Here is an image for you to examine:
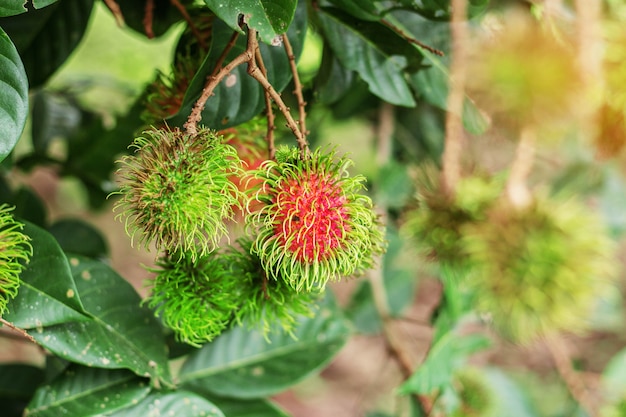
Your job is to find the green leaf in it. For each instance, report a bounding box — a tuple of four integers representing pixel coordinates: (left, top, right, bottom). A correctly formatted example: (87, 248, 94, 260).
(4, 222, 89, 328)
(204, 396, 291, 417)
(29, 255, 171, 383)
(317, 8, 417, 107)
(169, 1, 307, 129)
(24, 366, 150, 417)
(48, 219, 108, 258)
(0, 364, 44, 417)
(179, 295, 351, 398)
(12, 187, 48, 227)
(0, 27, 28, 162)
(0, 0, 59, 16)
(410, 58, 488, 135)
(0, 364, 45, 399)
(315, 42, 356, 105)
(31, 90, 82, 155)
(113, 391, 225, 417)
(1, 0, 94, 88)
(325, 0, 380, 21)
(399, 332, 490, 395)
(204, 0, 298, 45)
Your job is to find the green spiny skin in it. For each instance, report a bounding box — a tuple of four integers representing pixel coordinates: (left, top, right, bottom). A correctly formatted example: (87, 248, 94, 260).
(224, 238, 319, 337)
(146, 251, 242, 346)
(247, 146, 386, 292)
(114, 128, 245, 260)
(0, 205, 32, 317)
(463, 194, 617, 343)
(404, 172, 502, 282)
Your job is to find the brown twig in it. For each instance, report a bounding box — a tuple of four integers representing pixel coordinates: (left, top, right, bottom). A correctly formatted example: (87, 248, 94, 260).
(369, 102, 436, 415)
(505, 125, 535, 209)
(546, 336, 597, 417)
(441, 0, 468, 199)
(143, 0, 155, 39)
(0, 318, 37, 344)
(210, 31, 240, 78)
(184, 52, 251, 135)
(282, 34, 308, 142)
(380, 19, 444, 56)
(255, 47, 276, 159)
(103, 0, 125, 27)
(169, 0, 207, 51)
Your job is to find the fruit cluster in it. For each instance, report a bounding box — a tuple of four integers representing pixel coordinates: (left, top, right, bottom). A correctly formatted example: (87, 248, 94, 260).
(405, 172, 617, 343)
(115, 127, 386, 345)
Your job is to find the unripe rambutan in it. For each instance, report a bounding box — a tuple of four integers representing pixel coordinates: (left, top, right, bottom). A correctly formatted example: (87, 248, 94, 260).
(224, 238, 319, 337)
(0, 205, 32, 317)
(404, 170, 502, 282)
(114, 128, 244, 259)
(247, 146, 386, 292)
(462, 194, 617, 343)
(146, 251, 241, 346)
(467, 12, 581, 130)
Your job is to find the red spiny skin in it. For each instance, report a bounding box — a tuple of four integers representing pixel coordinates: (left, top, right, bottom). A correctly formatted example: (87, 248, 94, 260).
(274, 173, 350, 262)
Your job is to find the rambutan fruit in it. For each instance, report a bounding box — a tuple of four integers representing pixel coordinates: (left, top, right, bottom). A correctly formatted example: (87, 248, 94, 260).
(404, 170, 502, 283)
(462, 194, 617, 342)
(114, 128, 244, 259)
(146, 251, 240, 346)
(225, 237, 319, 337)
(247, 146, 386, 292)
(0, 205, 32, 317)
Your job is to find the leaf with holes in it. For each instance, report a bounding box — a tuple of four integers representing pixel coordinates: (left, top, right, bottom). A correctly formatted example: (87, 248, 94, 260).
(317, 7, 418, 107)
(0, 27, 28, 162)
(4, 222, 89, 328)
(24, 366, 150, 417)
(179, 295, 350, 398)
(204, 0, 297, 45)
(1, 0, 94, 88)
(23, 255, 171, 384)
(169, 0, 307, 129)
(114, 391, 224, 417)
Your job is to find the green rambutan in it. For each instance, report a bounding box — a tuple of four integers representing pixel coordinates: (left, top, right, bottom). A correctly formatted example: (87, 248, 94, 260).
(114, 128, 244, 259)
(451, 368, 494, 417)
(404, 170, 502, 282)
(145, 251, 241, 346)
(0, 205, 32, 317)
(462, 194, 617, 342)
(247, 146, 386, 292)
(225, 237, 319, 337)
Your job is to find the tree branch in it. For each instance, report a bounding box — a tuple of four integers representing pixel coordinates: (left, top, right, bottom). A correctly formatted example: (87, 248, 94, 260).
(282, 34, 308, 144)
(255, 46, 276, 159)
(0, 318, 36, 344)
(441, 0, 468, 199)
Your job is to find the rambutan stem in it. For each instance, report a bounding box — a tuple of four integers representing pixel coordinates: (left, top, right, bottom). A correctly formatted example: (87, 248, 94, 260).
(169, 0, 208, 51)
(441, 0, 468, 199)
(0, 318, 36, 344)
(103, 0, 124, 27)
(255, 47, 276, 159)
(505, 125, 535, 209)
(184, 50, 251, 135)
(283, 34, 309, 151)
(210, 31, 240, 78)
(246, 34, 308, 154)
(143, 0, 155, 38)
(380, 18, 444, 57)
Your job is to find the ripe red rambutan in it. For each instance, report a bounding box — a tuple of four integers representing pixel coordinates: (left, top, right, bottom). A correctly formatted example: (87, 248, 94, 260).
(247, 146, 386, 292)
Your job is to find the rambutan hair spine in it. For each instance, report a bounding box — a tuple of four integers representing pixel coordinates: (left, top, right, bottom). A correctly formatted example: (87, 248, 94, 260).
(113, 127, 246, 260)
(245, 145, 387, 293)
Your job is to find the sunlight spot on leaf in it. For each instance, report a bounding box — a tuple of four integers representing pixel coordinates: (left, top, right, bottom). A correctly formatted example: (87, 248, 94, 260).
(251, 365, 265, 376)
(101, 357, 110, 365)
(70, 257, 79, 266)
(225, 73, 237, 88)
(81, 270, 91, 280)
(66, 289, 75, 298)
